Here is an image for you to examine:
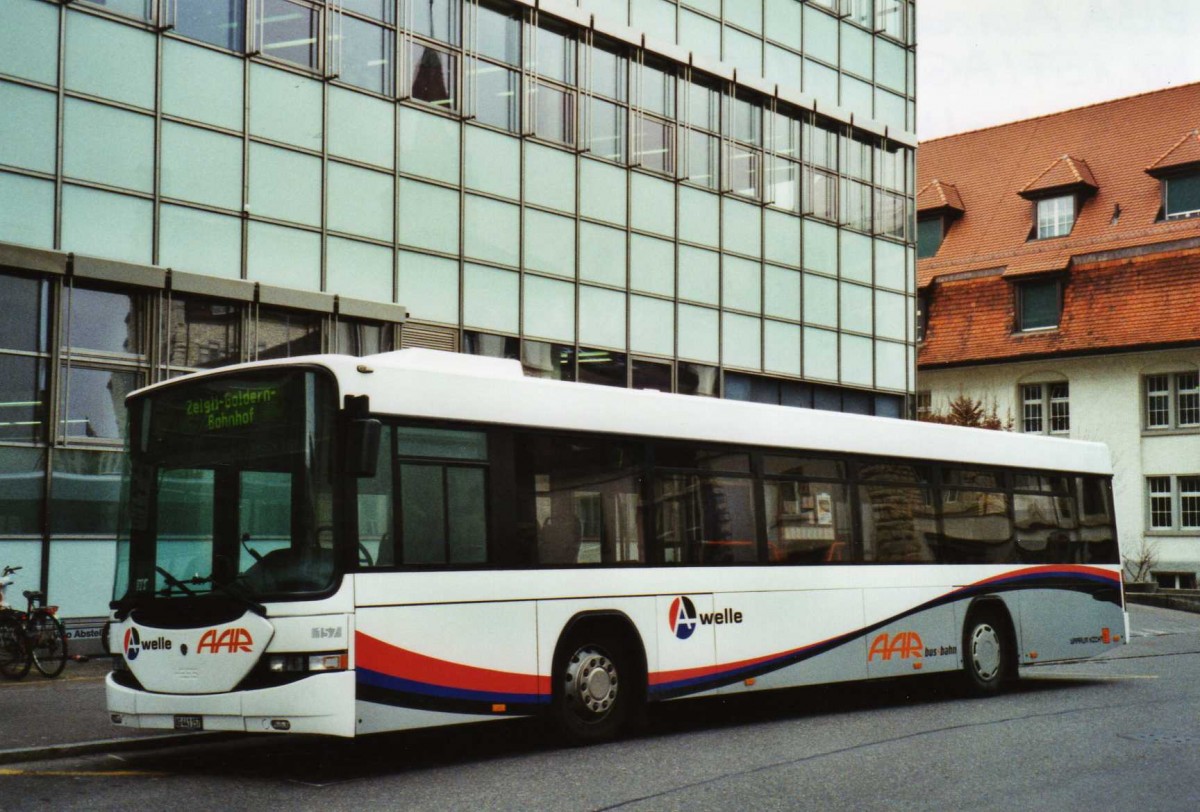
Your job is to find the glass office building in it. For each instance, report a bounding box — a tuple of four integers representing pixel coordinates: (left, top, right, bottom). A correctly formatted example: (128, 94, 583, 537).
(0, 0, 917, 626)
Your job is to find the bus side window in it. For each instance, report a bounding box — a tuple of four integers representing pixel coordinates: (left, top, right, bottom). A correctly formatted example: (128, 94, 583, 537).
(515, 434, 645, 566)
(356, 424, 394, 567)
(856, 462, 936, 564)
(395, 426, 489, 566)
(1076, 476, 1119, 564)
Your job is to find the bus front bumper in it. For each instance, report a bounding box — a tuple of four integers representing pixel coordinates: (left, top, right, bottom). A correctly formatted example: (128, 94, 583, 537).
(106, 670, 357, 737)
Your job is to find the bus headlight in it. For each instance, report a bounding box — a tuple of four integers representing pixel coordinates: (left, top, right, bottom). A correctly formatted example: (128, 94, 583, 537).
(267, 652, 348, 673)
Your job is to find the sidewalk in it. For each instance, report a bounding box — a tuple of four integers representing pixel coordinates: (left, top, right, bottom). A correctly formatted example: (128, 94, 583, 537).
(0, 656, 221, 762)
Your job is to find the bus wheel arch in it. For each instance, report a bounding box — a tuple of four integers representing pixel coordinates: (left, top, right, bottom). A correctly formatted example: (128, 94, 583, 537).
(961, 598, 1018, 696)
(549, 611, 646, 745)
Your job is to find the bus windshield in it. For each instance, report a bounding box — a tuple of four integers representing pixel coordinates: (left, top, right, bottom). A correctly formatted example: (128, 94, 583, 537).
(115, 369, 339, 604)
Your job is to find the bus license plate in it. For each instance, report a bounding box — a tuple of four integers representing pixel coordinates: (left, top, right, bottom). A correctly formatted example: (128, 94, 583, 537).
(174, 715, 203, 731)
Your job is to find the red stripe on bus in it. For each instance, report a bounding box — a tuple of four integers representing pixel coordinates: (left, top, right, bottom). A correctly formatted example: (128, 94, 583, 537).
(356, 632, 551, 696)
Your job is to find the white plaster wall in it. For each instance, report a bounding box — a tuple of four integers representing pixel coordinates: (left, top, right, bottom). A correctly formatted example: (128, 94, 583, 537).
(920, 348, 1200, 580)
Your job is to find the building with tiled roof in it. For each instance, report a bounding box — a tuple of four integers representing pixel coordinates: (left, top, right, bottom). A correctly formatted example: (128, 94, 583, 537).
(916, 83, 1200, 589)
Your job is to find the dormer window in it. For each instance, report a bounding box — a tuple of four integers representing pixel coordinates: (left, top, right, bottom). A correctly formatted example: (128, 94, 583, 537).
(1019, 154, 1097, 240)
(1036, 195, 1075, 239)
(1165, 173, 1200, 220)
(1146, 129, 1200, 220)
(915, 179, 964, 259)
(917, 217, 944, 258)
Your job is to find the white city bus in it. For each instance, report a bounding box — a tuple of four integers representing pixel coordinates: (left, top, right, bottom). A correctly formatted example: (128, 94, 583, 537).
(105, 349, 1126, 742)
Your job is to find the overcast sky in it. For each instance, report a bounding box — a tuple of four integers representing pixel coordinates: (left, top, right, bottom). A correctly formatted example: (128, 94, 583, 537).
(917, 0, 1200, 140)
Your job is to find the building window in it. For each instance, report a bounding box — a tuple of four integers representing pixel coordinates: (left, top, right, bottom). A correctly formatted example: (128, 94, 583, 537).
(915, 390, 932, 420)
(681, 77, 720, 189)
(1016, 278, 1061, 331)
(917, 217, 944, 258)
(408, 42, 458, 109)
(1154, 572, 1198, 590)
(1164, 173, 1200, 220)
(1021, 382, 1069, 435)
(1147, 475, 1200, 531)
(803, 116, 839, 221)
(257, 0, 321, 69)
(175, 0, 247, 51)
(588, 40, 628, 162)
(635, 60, 676, 175)
(1035, 194, 1075, 239)
(59, 284, 148, 444)
(1145, 371, 1200, 430)
(725, 91, 762, 199)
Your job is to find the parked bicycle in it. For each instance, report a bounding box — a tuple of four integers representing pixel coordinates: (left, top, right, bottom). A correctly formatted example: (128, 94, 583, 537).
(0, 565, 68, 680)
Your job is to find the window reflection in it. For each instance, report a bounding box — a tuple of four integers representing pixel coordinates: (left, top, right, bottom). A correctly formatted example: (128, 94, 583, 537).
(168, 297, 242, 369)
(60, 366, 140, 441)
(408, 43, 457, 109)
(473, 61, 519, 130)
(516, 435, 644, 565)
(637, 115, 673, 175)
(522, 340, 574, 381)
(49, 449, 128, 535)
(0, 355, 47, 442)
(0, 273, 50, 353)
(533, 24, 575, 84)
(472, 0, 519, 65)
(258, 0, 319, 69)
(338, 15, 395, 95)
(175, 0, 246, 51)
(256, 308, 322, 360)
(463, 331, 519, 359)
(678, 362, 718, 397)
(410, 0, 461, 46)
(335, 319, 396, 356)
(343, 0, 395, 23)
(577, 349, 626, 388)
(532, 82, 575, 145)
(765, 480, 852, 563)
(656, 474, 757, 564)
(591, 98, 627, 162)
(632, 359, 671, 392)
(0, 447, 44, 534)
(63, 287, 141, 356)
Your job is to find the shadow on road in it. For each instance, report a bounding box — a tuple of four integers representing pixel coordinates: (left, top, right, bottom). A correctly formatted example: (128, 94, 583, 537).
(111, 670, 1103, 786)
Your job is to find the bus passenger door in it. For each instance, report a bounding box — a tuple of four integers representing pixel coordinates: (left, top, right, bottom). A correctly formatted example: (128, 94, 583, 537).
(653, 594, 718, 700)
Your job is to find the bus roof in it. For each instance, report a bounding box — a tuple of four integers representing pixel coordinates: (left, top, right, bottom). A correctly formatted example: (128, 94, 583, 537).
(130, 349, 1112, 476)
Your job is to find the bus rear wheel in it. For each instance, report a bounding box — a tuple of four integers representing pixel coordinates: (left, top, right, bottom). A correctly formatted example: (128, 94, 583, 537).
(552, 630, 635, 744)
(962, 608, 1013, 696)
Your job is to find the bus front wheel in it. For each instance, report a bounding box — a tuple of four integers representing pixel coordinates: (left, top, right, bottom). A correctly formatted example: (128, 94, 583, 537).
(961, 608, 1014, 696)
(552, 629, 635, 744)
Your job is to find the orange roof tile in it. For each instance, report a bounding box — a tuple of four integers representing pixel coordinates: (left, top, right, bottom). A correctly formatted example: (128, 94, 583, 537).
(1018, 154, 1098, 198)
(917, 82, 1200, 290)
(916, 179, 965, 214)
(1146, 128, 1200, 175)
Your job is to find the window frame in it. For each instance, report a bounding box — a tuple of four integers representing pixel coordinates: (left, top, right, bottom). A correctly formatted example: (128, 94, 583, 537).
(1015, 278, 1062, 332)
(1020, 381, 1069, 436)
(1143, 370, 1200, 431)
(1163, 172, 1200, 221)
(1033, 193, 1076, 240)
(1146, 474, 1200, 533)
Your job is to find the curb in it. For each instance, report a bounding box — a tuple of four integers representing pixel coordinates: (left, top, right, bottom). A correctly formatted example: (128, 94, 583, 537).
(0, 731, 243, 766)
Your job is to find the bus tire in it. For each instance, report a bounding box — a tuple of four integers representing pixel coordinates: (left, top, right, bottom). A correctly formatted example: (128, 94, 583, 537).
(552, 627, 637, 745)
(961, 606, 1014, 696)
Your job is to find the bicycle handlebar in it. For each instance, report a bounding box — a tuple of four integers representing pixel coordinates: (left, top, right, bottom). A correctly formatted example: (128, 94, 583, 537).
(2, 565, 22, 576)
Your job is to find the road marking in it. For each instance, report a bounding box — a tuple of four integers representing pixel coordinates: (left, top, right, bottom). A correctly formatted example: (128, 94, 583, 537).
(0, 768, 165, 777)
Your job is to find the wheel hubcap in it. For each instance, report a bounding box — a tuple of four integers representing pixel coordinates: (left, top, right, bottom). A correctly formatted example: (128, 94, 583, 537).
(971, 623, 1001, 681)
(564, 647, 619, 719)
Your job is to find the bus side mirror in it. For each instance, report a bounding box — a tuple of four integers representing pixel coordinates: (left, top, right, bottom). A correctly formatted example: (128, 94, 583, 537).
(345, 419, 382, 477)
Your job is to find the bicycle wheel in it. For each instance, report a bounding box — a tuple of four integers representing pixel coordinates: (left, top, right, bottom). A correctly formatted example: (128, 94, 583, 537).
(0, 614, 31, 680)
(29, 612, 68, 678)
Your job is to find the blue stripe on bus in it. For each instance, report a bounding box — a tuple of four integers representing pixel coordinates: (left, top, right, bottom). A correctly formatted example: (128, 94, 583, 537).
(357, 667, 551, 706)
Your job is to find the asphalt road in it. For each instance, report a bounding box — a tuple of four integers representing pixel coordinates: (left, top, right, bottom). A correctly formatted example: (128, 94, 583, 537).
(2, 605, 1199, 811)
